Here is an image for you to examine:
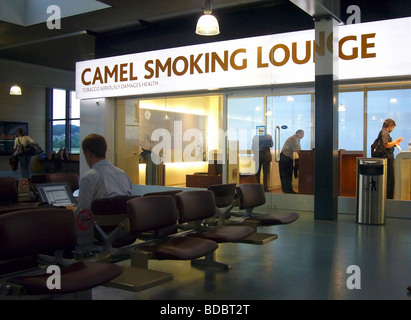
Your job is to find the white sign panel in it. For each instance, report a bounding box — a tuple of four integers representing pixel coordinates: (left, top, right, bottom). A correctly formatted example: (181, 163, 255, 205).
(76, 17, 411, 99)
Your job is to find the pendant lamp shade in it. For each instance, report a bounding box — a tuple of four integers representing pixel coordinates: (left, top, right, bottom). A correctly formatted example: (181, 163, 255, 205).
(196, 14, 220, 36)
(196, 0, 219, 36)
(10, 85, 22, 95)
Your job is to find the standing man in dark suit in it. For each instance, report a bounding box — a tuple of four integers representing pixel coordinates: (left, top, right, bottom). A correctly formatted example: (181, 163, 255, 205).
(252, 129, 273, 192)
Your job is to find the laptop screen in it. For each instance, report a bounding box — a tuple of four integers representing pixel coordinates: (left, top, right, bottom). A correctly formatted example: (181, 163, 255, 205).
(35, 183, 76, 206)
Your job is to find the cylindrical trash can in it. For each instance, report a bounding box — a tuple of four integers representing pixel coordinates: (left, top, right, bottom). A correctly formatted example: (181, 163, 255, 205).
(356, 158, 386, 225)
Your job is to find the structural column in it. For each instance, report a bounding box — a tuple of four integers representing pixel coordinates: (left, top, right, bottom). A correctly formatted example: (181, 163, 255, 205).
(314, 16, 339, 221)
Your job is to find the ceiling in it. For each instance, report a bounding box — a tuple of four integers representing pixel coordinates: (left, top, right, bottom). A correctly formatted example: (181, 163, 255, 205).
(1, 0, 411, 72)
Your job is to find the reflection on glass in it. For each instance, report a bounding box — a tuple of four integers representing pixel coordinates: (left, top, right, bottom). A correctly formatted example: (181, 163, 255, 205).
(227, 97, 264, 151)
(338, 91, 363, 151)
(267, 94, 312, 151)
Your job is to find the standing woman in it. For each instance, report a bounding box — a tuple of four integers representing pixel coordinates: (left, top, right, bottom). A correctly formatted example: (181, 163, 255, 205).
(380, 118, 403, 199)
(14, 128, 35, 180)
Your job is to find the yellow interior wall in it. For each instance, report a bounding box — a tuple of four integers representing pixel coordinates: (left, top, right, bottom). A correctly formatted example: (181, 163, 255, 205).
(119, 94, 222, 187)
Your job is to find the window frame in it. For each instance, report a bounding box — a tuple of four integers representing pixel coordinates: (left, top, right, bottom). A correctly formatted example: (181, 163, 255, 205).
(46, 88, 80, 154)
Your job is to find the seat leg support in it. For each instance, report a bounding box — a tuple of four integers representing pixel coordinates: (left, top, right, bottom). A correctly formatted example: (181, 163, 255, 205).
(241, 231, 278, 245)
(191, 252, 231, 270)
(105, 250, 173, 292)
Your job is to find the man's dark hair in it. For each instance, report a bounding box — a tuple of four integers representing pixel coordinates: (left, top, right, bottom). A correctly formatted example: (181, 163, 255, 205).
(383, 118, 396, 128)
(81, 133, 107, 158)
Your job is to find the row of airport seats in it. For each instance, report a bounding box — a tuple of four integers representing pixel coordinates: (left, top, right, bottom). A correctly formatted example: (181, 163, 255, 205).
(209, 183, 300, 229)
(90, 189, 254, 268)
(82, 188, 256, 291)
(0, 173, 119, 299)
(0, 208, 123, 298)
(0, 189, 214, 297)
(0, 182, 299, 298)
(86, 183, 299, 291)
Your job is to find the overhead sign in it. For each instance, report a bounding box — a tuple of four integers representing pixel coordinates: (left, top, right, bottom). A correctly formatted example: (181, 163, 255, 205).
(75, 17, 411, 99)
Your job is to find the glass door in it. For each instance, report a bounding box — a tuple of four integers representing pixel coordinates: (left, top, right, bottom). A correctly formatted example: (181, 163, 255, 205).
(226, 96, 265, 187)
(227, 92, 313, 194)
(267, 94, 312, 194)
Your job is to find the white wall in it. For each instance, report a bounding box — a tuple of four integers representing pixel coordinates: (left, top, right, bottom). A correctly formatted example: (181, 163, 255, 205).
(79, 98, 115, 178)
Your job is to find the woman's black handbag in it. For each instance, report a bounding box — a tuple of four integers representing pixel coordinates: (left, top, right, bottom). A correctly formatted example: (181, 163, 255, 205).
(24, 144, 37, 156)
(371, 134, 386, 158)
(24, 143, 43, 156)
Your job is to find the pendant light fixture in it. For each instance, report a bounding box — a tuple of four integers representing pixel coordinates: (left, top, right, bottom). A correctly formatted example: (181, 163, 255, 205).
(196, 0, 220, 36)
(10, 85, 22, 95)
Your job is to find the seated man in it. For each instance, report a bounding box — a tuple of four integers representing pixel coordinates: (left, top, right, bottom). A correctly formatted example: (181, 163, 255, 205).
(68, 133, 132, 212)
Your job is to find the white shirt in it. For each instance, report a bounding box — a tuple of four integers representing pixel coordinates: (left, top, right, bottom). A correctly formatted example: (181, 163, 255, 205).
(281, 134, 301, 158)
(76, 159, 132, 212)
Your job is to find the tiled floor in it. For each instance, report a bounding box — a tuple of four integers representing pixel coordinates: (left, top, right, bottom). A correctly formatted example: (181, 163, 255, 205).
(92, 209, 411, 301)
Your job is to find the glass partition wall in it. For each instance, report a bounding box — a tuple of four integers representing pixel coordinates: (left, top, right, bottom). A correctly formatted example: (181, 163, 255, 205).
(115, 83, 411, 201)
(227, 84, 411, 197)
(227, 92, 314, 193)
(116, 94, 223, 186)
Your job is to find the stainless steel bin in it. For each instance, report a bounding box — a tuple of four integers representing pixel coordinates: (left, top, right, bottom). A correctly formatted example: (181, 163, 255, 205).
(356, 158, 386, 225)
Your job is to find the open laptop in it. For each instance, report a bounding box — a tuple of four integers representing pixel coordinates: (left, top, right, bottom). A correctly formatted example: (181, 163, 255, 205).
(35, 182, 77, 207)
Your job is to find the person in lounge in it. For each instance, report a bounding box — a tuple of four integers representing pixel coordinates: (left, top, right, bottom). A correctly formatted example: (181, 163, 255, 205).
(67, 133, 132, 212)
(13, 128, 36, 180)
(251, 129, 273, 192)
(378, 118, 403, 199)
(279, 129, 304, 194)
